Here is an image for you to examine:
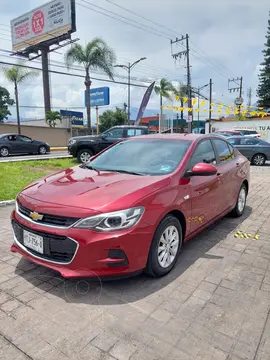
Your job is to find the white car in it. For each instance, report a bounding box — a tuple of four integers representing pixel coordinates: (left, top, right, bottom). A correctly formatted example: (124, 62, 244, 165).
(234, 129, 260, 138)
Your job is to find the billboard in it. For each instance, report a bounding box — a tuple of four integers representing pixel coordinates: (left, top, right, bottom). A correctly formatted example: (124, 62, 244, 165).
(11, 0, 76, 52)
(60, 110, 84, 127)
(84, 87, 110, 107)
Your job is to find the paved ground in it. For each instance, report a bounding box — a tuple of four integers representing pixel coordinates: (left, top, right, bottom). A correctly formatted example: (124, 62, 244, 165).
(0, 166, 270, 360)
(0, 151, 71, 163)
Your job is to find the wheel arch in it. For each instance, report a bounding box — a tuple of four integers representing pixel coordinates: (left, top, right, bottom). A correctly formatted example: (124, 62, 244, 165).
(165, 209, 187, 239)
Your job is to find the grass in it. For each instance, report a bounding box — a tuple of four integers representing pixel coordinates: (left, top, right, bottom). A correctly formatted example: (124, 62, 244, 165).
(0, 158, 78, 201)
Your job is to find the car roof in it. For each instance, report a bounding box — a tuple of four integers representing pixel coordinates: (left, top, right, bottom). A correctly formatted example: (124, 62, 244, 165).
(110, 125, 148, 129)
(0, 133, 18, 137)
(125, 133, 221, 141)
(227, 135, 259, 139)
(215, 130, 240, 133)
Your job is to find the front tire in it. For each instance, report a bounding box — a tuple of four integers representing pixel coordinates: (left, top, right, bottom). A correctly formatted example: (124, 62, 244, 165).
(145, 215, 183, 277)
(251, 153, 266, 166)
(229, 184, 247, 217)
(0, 147, 9, 157)
(77, 149, 93, 163)
(38, 146, 47, 155)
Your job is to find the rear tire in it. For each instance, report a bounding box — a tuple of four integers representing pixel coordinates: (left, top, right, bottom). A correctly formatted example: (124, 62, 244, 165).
(229, 184, 247, 218)
(77, 149, 93, 163)
(145, 215, 183, 277)
(251, 153, 266, 166)
(0, 147, 9, 157)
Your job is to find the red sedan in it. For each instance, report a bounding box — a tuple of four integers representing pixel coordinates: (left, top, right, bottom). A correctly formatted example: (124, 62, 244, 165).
(11, 134, 250, 279)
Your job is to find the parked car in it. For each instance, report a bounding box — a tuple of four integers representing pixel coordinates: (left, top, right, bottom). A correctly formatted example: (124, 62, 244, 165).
(234, 129, 260, 138)
(68, 125, 149, 163)
(227, 136, 270, 166)
(0, 134, 50, 157)
(11, 134, 250, 279)
(214, 130, 242, 137)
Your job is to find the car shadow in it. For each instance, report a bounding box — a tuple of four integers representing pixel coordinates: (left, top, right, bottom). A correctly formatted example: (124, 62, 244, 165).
(15, 206, 252, 306)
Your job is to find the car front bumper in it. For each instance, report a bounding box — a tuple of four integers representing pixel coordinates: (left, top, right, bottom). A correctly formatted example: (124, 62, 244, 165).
(10, 209, 153, 279)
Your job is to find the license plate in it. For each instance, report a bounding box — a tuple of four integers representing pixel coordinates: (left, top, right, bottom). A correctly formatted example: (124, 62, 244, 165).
(23, 230, 43, 254)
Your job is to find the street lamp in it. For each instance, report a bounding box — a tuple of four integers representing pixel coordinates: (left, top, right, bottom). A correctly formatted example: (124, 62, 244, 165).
(114, 57, 147, 122)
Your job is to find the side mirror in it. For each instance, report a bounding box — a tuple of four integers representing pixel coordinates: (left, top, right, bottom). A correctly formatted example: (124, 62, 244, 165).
(186, 162, 217, 177)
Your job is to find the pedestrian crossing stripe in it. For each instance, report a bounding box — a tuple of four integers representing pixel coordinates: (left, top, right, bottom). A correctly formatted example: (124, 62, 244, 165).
(234, 230, 260, 240)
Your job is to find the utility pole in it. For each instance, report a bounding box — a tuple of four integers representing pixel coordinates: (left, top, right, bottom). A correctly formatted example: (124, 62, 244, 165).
(247, 87, 252, 108)
(228, 76, 243, 113)
(209, 79, 213, 133)
(171, 34, 192, 133)
(114, 57, 147, 123)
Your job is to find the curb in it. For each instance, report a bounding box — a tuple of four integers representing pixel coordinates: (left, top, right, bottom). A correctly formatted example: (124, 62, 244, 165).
(0, 200, 15, 207)
(50, 147, 68, 151)
(0, 154, 72, 163)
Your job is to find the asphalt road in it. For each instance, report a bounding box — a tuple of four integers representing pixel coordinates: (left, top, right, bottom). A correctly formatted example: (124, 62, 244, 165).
(0, 151, 71, 163)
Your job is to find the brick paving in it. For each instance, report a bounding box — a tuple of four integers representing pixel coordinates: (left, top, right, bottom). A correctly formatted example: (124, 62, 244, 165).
(0, 166, 270, 360)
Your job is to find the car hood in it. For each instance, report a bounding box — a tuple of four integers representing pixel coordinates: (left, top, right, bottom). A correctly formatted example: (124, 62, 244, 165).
(19, 166, 170, 213)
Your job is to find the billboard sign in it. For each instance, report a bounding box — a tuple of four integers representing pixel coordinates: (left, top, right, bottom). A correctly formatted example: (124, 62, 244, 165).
(84, 87, 110, 107)
(11, 0, 76, 52)
(60, 109, 84, 127)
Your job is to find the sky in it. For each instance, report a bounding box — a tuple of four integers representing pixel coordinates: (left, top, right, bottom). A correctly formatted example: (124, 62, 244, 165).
(0, 0, 269, 124)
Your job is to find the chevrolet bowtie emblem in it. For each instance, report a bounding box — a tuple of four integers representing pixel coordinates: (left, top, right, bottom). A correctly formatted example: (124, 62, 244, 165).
(29, 211, 43, 221)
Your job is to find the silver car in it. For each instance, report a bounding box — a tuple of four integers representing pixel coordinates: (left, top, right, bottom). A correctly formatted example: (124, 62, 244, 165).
(227, 136, 270, 166)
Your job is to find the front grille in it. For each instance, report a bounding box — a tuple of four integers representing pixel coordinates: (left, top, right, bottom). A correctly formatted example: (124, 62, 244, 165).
(18, 202, 80, 227)
(12, 220, 77, 263)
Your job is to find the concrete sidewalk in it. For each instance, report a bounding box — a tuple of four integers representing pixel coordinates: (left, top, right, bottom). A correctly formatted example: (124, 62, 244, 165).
(0, 166, 269, 360)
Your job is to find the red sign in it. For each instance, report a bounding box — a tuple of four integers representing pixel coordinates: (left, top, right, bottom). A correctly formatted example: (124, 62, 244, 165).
(32, 10, 45, 35)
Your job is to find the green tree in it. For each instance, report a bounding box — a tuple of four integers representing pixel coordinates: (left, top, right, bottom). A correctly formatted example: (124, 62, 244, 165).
(1, 62, 39, 134)
(46, 110, 62, 128)
(0, 86, 14, 122)
(99, 107, 127, 133)
(154, 78, 174, 131)
(173, 82, 189, 121)
(257, 11, 270, 109)
(65, 39, 116, 134)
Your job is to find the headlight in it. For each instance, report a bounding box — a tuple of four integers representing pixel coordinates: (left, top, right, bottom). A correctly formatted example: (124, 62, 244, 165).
(69, 139, 76, 145)
(74, 207, 144, 231)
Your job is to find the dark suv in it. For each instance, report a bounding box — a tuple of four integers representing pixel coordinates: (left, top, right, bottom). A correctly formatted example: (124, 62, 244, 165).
(68, 125, 149, 163)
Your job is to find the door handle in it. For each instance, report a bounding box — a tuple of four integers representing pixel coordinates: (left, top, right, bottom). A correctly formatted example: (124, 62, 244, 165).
(217, 172, 222, 176)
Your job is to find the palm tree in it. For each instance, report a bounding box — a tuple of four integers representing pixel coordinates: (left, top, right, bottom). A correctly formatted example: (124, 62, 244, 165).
(173, 82, 189, 122)
(46, 110, 62, 128)
(65, 39, 116, 134)
(154, 78, 174, 133)
(2, 63, 39, 134)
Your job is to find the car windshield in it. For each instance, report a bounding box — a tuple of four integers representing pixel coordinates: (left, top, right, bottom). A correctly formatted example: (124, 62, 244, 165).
(89, 138, 192, 175)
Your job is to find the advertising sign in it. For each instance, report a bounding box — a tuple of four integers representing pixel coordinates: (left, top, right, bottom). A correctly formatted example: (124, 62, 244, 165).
(11, 0, 76, 52)
(60, 109, 84, 127)
(134, 81, 155, 125)
(84, 87, 110, 107)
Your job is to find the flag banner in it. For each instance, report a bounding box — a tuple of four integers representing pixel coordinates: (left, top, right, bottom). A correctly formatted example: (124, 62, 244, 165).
(135, 81, 155, 125)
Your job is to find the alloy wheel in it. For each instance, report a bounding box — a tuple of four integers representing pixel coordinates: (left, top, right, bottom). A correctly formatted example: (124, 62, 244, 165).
(237, 187, 246, 213)
(157, 225, 180, 268)
(0, 148, 9, 157)
(39, 146, 47, 155)
(253, 154, 265, 166)
(80, 152, 91, 163)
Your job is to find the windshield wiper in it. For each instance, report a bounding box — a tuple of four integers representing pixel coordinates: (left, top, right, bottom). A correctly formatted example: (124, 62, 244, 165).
(80, 164, 100, 173)
(100, 169, 145, 176)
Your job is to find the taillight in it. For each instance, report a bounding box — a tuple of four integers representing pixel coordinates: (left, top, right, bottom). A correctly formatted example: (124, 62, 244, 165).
(257, 135, 261, 138)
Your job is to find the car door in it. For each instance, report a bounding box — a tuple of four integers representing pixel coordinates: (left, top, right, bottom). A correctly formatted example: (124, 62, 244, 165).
(235, 137, 259, 160)
(16, 135, 35, 153)
(186, 139, 221, 234)
(212, 138, 240, 213)
(100, 128, 124, 150)
(6, 135, 21, 153)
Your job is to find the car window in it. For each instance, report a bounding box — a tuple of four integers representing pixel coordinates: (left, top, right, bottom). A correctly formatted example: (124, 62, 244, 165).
(227, 143, 235, 159)
(126, 128, 144, 137)
(228, 137, 241, 145)
(90, 139, 192, 175)
(7, 135, 17, 141)
(188, 139, 217, 169)
(17, 135, 32, 142)
(213, 138, 234, 163)
(240, 138, 259, 145)
(104, 128, 123, 138)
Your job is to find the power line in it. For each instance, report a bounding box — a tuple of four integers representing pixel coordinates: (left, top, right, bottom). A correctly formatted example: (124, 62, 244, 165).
(101, 0, 237, 79)
(0, 60, 149, 88)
